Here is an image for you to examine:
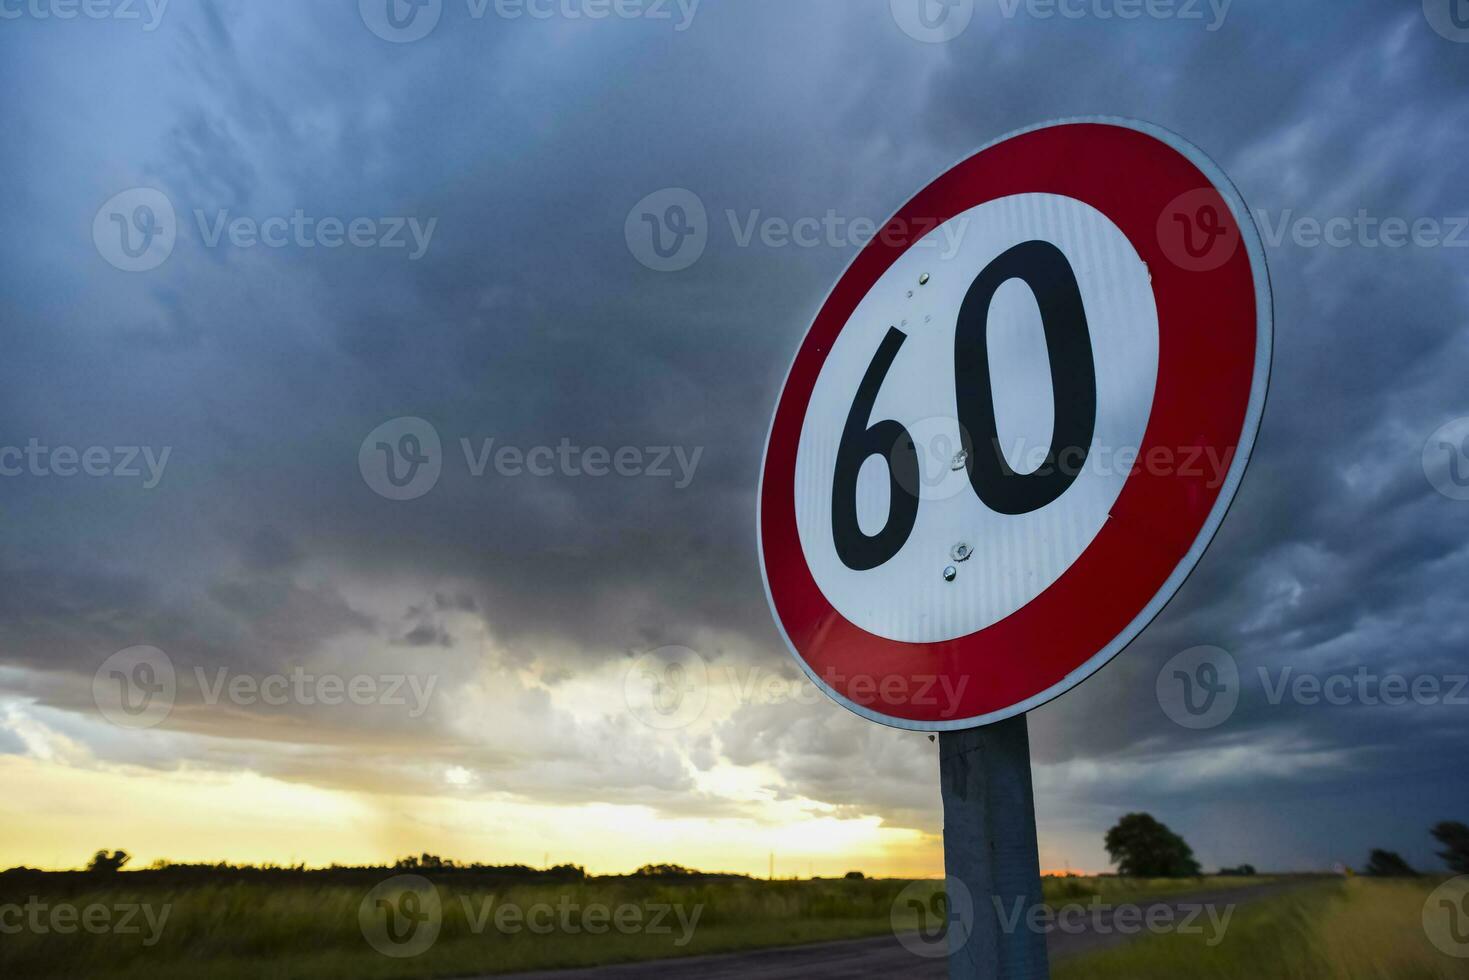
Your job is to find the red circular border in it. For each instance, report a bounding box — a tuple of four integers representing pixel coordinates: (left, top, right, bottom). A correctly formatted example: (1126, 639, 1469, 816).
(759, 122, 1260, 725)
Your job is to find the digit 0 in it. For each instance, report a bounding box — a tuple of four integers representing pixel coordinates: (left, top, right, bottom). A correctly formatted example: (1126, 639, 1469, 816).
(956, 240, 1097, 516)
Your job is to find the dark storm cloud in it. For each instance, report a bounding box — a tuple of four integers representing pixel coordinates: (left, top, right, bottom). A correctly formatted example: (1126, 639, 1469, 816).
(2, 0, 1468, 870)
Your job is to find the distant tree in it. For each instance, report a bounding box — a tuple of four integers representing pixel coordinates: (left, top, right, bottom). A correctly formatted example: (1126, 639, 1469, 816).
(1431, 822, 1469, 874)
(634, 864, 694, 878)
(394, 853, 456, 870)
(86, 850, 131, 873)
(843, 870, 865, 880)
(1219, 864, 1257, 877)
(1364, 850, 1416, 877)
(1104, 814, 1201, 878)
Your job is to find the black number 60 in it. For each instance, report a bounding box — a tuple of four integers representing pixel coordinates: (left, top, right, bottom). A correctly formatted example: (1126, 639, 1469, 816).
(832, 240, 1097, 571)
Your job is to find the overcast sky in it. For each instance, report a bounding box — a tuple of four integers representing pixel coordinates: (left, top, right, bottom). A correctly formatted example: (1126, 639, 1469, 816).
(1, 0, 1468, 876)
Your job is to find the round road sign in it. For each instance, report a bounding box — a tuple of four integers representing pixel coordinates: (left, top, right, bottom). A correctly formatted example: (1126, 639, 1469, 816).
(758, 117, 1271, 731)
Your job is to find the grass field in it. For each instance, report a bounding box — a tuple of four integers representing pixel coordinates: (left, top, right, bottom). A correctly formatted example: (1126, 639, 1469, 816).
(12, 874, 905, 979)
(1056, 877, 1469, 980)
(1, 872, 1455, 979)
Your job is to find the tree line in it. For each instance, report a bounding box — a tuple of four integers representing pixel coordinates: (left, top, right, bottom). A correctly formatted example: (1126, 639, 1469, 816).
(1104, 814, 1469, 877)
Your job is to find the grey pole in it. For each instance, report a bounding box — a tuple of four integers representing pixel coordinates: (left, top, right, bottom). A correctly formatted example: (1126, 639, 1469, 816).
(939, 714, 1050, 979)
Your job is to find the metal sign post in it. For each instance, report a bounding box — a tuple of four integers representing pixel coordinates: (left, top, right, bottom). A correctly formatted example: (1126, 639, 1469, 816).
(940, 716, 1049, 979)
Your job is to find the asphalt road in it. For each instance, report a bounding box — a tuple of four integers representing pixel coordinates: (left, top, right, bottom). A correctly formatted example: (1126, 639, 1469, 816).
(486, 880, 1307, 980)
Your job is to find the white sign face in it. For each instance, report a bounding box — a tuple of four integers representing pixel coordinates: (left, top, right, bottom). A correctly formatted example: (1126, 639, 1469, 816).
(759, 117, 1271, 731)
(793, 194, 1159, 643)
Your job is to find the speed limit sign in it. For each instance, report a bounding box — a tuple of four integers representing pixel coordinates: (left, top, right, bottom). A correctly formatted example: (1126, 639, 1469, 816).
(758, 117, 1271, 731)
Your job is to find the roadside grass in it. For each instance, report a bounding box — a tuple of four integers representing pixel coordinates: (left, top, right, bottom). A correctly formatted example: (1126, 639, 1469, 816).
(0, 873, 1287, 979)
(1042, 872, 1276, 907)
(1054, 877, 1469, 980)
(2, 877, 903, 980)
